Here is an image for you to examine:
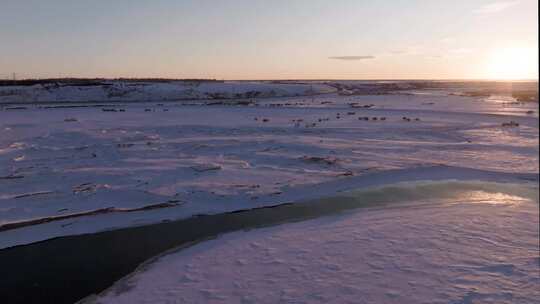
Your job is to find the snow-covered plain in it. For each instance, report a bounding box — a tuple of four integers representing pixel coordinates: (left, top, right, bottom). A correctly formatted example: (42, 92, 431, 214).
(1, 80, 539, 303)
(0, 81, 538, 249)
(89, 182, 539, 304)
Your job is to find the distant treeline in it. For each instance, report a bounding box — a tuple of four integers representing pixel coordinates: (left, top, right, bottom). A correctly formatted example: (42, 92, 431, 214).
(511, 90, 539, 102)
(0, 78, 223, 87)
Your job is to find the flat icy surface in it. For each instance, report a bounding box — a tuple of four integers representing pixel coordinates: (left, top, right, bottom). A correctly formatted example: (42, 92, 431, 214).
(1, 81, 539, 302)
(1, 85, 538, 248)
(91, 184, 539, 304)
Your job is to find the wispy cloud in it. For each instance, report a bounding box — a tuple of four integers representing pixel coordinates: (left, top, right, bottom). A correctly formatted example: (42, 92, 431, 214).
(440, 37, 456, 44)
(449, 47, 473, 54)
(474, 1, 519, 14)
(388, 45, 427, 56)
(328, 56, 375, 61)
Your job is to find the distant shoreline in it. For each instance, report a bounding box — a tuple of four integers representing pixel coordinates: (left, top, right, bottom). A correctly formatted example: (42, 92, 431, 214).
(0, 79, 537, 104)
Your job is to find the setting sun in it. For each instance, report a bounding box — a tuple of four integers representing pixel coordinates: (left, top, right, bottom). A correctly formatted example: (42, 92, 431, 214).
(486, 47, 538, 80)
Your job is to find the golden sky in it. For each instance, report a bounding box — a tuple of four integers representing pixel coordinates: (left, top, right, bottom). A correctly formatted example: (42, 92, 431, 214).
(1, 0, 538, 80)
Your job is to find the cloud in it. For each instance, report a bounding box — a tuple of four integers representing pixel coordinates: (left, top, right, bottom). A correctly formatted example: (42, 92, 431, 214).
(449, 48, 473, 55)
(328, 56, 375, 60)
(388, 45, 427, 56)
(440, 37, 456, 44)
(474, 1, 519, 14)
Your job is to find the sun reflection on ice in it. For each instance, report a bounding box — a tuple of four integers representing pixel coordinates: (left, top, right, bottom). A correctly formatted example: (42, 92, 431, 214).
(456, 190, 533, 206)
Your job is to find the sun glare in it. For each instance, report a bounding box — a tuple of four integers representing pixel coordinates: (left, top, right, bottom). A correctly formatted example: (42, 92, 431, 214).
(486, 47, 538, 80)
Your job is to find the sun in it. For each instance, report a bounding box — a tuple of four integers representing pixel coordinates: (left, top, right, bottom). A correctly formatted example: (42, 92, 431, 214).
(486, 47, 538, 80)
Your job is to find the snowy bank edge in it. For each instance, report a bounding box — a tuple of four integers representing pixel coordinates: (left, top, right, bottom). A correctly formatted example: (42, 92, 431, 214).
(0, 165, 537, 250)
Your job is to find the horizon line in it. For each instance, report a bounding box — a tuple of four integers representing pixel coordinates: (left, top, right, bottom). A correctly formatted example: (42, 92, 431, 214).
(2, 77, 538, 82)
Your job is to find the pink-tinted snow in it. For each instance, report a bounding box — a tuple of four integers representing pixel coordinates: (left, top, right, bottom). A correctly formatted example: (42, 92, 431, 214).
(90, 186, 539, 304)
